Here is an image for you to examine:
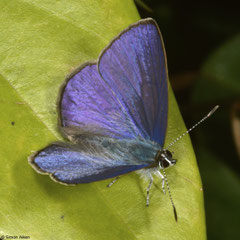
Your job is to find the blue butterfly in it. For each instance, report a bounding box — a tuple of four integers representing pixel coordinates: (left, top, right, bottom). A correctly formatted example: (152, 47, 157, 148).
(30, 18, 218, 222)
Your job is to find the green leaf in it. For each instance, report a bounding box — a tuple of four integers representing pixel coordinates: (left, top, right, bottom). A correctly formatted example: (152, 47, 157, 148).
(197, 147, 240, 240)
(0, 1, 206, 239)
(192, 34, 240, 103)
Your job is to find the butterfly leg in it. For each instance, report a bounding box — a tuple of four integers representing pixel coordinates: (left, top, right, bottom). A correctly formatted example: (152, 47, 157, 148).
(107, 176, 120, 188)
(146, 175, 153, 206)
(156, 170, 166, 194)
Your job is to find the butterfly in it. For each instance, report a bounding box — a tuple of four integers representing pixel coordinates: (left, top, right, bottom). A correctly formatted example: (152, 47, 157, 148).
(28, 18, 218, 222)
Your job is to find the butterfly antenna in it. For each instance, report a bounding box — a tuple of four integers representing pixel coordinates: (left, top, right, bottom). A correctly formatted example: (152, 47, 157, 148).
(166, 105, 219, 150)
(162, 168, 178, 222)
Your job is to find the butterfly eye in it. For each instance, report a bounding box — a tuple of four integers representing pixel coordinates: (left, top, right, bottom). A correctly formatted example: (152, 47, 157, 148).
(162, 159, 170, 168)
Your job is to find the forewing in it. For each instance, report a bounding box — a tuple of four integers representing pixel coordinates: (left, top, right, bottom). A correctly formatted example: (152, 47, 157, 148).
(29, 138, 157, 184)
(60, 63, 142, 139)
(98, 18, 168, 146)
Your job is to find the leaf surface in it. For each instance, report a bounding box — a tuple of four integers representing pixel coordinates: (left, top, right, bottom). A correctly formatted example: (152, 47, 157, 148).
(0, 1, 206, 239)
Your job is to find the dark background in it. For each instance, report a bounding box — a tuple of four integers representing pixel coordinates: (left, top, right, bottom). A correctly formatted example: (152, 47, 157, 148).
(137, 0, 240, 239)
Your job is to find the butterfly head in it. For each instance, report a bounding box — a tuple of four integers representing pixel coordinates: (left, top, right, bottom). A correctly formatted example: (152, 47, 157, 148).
(155, 149, 177, 169)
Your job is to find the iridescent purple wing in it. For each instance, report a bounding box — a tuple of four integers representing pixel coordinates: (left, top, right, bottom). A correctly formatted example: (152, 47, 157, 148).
(98, 18, 168, 146)
(29, 18, 169, 185)
(60, 18, 168, 146)
(60, 63, 141, 139)
(29, 138, 158, 184)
